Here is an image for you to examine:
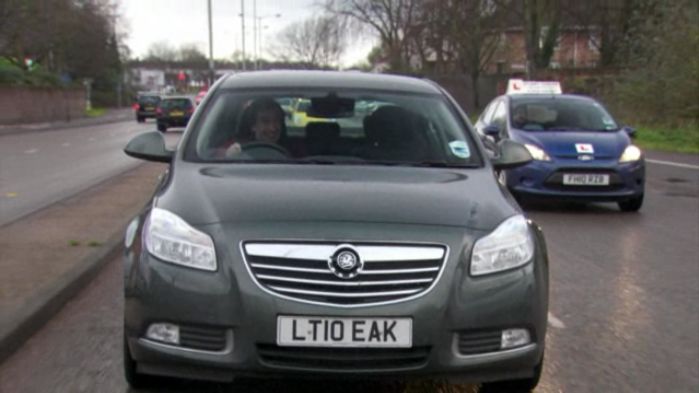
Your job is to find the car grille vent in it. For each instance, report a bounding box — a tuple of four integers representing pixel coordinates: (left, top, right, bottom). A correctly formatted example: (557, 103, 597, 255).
(179, 325, 227, 352)
(456, 330, 502, 355)
(242, 242, 447, 307)
(257, 344, 430, 370)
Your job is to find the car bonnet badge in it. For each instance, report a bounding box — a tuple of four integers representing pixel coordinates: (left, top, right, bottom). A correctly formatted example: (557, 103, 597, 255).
(328, 245, 363, 279)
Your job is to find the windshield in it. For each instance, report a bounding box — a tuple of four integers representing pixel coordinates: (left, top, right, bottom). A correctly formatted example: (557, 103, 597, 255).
(510, 97, 618, 132)
(185, 90, 480, 167)
(138, 95, 160, 105)
(160, 98, 192, 109)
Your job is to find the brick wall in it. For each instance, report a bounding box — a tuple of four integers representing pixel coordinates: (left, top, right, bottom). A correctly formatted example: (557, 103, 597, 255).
(0, 87, 85, 125)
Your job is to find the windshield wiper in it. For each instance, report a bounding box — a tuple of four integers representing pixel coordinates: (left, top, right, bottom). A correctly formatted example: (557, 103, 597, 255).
(412, 161, 479, 168)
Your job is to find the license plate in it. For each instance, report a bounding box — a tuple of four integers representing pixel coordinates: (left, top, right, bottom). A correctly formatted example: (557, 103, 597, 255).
(562, 173, 610, 186)
(170, 111, 184, 117)
(277, 316, 412, 348)
(145, 106, 154, 111)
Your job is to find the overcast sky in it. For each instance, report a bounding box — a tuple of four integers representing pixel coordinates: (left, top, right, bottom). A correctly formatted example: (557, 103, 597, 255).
(118, 0, 375, 67)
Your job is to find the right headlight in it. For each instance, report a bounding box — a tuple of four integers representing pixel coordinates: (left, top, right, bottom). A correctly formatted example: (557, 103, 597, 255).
(524, 144, 551, 161)
(470, 215, 534, 276)
(619, 145, 642, 163)
(145, 208, 217, 271)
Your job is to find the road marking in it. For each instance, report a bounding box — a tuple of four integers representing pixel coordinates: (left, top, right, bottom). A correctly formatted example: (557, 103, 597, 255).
(647, 159, 699, 170)
(548, 312, 566, 329)
(62, 142, 71, 147)
(5, 192, 18, 198)
(88, 137, 96, 142)
(24, 148, 38, 154)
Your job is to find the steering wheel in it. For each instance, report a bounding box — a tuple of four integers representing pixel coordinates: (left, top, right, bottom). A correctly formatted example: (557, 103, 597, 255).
(241, 141, 289, 157)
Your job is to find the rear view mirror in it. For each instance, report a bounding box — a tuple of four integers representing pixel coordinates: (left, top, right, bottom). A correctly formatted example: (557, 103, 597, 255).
(622, 125, 636, 139)
(307, 94, 355, 118)
(491, 140, 532, 170)
(124, 131, 173, 163)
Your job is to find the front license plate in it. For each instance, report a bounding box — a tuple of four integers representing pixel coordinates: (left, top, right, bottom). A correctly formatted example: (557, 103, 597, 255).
(277, 316, 412, 348)
(563, 173, 610, 186)
(170, 111, 184, 117)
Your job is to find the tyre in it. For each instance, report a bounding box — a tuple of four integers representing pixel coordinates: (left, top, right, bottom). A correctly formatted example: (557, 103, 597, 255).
(480, 356, 543, 393)
(157, 123, 167, 132)
(137, 116, 145, 123)
(618, 194, 643, 212)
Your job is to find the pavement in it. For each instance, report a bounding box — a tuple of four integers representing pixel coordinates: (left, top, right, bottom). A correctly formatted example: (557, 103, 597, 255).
(0, 162, 166, 363)
(0, 108, 134, 136)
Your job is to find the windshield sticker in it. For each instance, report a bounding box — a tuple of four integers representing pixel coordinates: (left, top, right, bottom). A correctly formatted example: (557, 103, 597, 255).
(449, 141, 471, 158)
(575, 143, 594, 154)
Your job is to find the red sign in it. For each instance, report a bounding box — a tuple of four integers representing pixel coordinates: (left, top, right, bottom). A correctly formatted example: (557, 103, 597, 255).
(177, 71, 186, 81)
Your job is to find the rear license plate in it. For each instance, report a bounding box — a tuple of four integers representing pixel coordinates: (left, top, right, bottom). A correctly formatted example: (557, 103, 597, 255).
(145, 106, 154, 111)
(277, 316, 412, 348)
(170, 111, 184, 117)
(563, 173, 610, 186)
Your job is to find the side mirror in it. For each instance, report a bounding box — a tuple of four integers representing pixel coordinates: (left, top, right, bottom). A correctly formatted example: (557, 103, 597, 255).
(622, 125, 636, 139)
(491, 140, 532, 170)
(124, 131, 173, 163)
(483, 124, 501, 140)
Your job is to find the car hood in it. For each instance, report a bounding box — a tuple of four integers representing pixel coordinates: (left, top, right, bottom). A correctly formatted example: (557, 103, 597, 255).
(512, 129, 629, 159)
(156, 164, 515, 231)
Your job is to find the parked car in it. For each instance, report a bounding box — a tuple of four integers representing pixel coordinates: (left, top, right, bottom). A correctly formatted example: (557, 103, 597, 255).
(155, 96, 195, 132)
(475, 81, 645, 211)
(123, 71, 548, 391)
(135, 94, 161, 123)
(195, 89, 208, 106)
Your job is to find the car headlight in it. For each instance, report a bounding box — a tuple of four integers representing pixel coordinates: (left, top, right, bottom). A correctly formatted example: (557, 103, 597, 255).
(524, 144, 551, 161)
(470, 215, 534, 276)
(145, 208, 217, 271)
(619, 145, 642, 163)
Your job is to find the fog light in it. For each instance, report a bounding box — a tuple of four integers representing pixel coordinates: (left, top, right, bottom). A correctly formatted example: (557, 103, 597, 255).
(146, 323, 180, 345)
(501, 328, 530, 349)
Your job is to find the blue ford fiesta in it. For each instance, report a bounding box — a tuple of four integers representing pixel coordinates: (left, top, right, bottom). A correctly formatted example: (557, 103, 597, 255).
(475, 91, 645, 211)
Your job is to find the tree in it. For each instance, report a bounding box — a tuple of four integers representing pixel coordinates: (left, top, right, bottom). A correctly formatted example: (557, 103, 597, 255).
(274, 15, 347, 67)
(144, 41, 177, 62)
(325, 0, 422, 72)
(177, 43, 207, 63)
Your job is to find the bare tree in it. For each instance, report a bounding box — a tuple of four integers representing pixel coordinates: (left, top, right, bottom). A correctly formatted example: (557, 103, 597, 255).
(325, 0, 422, 72)
(144, 41, 177, 62)
(177, 43, 207, 63)
(274, 15, 347, 67)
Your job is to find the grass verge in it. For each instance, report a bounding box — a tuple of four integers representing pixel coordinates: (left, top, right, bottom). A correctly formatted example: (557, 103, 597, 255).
(635, 126, 699, 154)
(85, 107, 106, 118)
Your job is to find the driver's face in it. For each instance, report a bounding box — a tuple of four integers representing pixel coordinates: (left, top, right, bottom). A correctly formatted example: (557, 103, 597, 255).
(252, 109, 282, 143)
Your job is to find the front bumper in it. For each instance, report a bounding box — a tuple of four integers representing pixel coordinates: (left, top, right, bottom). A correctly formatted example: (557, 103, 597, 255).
(506, 158, 645, 201)
(124, 222, 548, 383)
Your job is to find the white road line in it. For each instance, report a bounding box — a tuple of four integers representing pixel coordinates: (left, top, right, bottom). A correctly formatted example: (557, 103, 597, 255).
(646, 159, 699, 170)
(24, 148, 38, 154)
(62, 142, 71, 147)
(547, 312, 566, 329)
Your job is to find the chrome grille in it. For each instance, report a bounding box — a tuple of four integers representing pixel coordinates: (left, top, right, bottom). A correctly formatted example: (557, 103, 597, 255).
(242, 242, 447, 307)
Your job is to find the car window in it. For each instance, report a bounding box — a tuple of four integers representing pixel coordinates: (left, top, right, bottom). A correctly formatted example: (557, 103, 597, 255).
(480, 100, 498, 125)
(160, 98, 192, 109)
(490, 100, 507, 129)
(185, 90, 481, 167)
(510, 97, 619, 131)
(138, 95, 160, 105)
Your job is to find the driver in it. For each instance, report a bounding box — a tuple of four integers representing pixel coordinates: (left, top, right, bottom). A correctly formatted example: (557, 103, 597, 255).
(222, 98, 286, 157)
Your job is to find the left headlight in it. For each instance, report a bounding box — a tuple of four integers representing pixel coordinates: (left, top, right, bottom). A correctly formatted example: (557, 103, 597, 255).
(619, 145, 642, 163)
(524, 144, 551, 161)
(145, 208, 217, 271)
(470, 215, 534, 276)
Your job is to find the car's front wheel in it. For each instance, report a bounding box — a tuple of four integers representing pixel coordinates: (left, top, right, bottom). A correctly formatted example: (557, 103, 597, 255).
(479, 355, 543, 393)
(618, 194, 644, 212)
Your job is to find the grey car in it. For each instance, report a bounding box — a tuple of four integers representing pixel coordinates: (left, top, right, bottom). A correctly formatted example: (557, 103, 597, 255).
(123, 71, 548, 391)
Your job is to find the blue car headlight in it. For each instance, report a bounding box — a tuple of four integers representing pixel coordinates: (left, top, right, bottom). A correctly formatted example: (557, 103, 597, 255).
(470, 215, 534, 276)
(524, 144, 551, 161)
(144, 208, 217, 271)
(619, 145, 642, 163)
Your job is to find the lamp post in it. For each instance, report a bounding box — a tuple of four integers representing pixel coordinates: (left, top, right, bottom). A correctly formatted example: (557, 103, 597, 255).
(207, 0, 214, 83)
(240, 0, 246, 70)
(254, 12, 281, 70)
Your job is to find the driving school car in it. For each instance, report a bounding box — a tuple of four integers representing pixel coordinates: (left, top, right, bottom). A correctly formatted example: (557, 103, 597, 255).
(122, 71, 549, 391)
(475, 80, 645, 211)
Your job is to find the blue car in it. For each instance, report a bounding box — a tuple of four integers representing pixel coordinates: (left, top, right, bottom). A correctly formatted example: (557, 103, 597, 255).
(475, 92, 645, 211)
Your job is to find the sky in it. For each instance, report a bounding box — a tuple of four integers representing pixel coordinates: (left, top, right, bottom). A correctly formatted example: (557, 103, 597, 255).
(118, 0, 376, 67)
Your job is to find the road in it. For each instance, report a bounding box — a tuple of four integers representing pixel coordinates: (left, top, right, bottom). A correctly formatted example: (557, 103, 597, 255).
(0, 120, 181, 226)
(0, 138, 697, 391)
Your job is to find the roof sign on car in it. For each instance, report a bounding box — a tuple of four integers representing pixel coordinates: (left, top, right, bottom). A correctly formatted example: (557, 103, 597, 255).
(506, 79, 562, 95)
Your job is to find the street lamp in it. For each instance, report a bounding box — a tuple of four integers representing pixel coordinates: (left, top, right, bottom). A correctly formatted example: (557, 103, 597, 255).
(254, 12, 281, 70)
